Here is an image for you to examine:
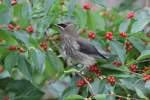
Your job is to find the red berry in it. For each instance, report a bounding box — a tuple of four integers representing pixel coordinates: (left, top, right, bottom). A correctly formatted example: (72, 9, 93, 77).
(146, 34, 150, 38)
(144, 75, 150, 81)
(40, 41, 48, 51)
(26, 26, 33, 33)
(130, 64, 137, 72)
(89, 64, 98, 72)
(112, 61, 122, 67)
(88, 32, 96, 39)
(8, 24, 14, 31)
(89, 65, 102, 76)
(107, 76, 116, 86)
(0, 66, 4, 73)
(8, 45, 17, 51)
(117, 96, 123, 100)
(85, 77, 94, 83)
(11, 0, 17, 5)
(3, 96, 9, 100)
(95, 70, 102, 76)
(124, 41, 130, 46)
(76, 80, 86, 87)
(83, 2, 91, 10)
(127, 45, 133, 51)
(143, 67, 150, 72)
(18, 47, 25, 53)
(105, 32, 113, 40)
(143, 40, 148, 45)
(15, 25, 21, 30)
(127, 11, 135, 19)
(119, 32, 128, 38)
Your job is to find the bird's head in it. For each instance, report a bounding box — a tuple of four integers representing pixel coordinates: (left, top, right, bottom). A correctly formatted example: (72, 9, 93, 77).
(55, 22, 78, 37)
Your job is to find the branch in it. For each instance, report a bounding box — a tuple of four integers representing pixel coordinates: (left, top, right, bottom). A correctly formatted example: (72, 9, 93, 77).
(75, 71, 96, 96)
(135, 59, 150, 64)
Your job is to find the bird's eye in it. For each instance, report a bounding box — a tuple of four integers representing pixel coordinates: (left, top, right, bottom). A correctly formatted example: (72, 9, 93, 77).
(57, 24, 67, 28)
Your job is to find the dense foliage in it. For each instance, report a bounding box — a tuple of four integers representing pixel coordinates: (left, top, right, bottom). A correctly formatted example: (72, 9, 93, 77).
(0, 0, 150, 100)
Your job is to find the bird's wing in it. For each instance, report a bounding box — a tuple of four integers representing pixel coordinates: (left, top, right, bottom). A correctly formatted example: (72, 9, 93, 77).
(76, 38, 108, 60)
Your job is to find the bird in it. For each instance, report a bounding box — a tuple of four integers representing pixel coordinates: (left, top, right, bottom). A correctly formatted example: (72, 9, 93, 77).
(55, 22, 116, 70)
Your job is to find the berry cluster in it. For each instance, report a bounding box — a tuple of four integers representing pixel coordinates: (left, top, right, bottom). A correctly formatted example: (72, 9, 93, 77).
(8, 24, 14, 31)
(88, 32, 96, 39)
(127, 11, 135, 19)
(3, 96, 9, 100)
(129, 64, 137, 72)
(76, 77, 94, 87)
(83, 2, 91, 10)
(1, 23, 34, 33)
(7, 24, 21, 31)
(40, 41, 48, 51)
(119, 32, 128, 38)
(107, 76, 116, 86)
(89, 64, 101, 76)
(26, 26, 33, 33)
(105, 32, 113, 40)
(124, 41, 133, 51)
(112, 61, 122, 67)
(8, 45, 25, 53)
(144, 75, 150, 81)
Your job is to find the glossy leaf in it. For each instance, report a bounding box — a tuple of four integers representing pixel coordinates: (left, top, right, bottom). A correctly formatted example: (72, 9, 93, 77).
(131, 19, 150, 33)
(110, 41, 126, 64)
(4, 52, 19, 71)
(137, 50, 150, 60)
(119, 19, 130, 32)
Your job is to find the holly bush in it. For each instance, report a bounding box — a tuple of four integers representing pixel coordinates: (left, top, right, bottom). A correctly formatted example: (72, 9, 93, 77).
(0, 0, 150, 100)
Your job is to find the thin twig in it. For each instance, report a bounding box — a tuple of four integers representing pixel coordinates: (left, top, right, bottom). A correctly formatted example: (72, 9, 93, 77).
(135, 59, 150, 64)
(105, 93, 141, 100)
(75, 71, 96, 96)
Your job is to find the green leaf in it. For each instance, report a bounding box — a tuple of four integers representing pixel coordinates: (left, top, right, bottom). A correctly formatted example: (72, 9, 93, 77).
(128, 36, 145, 52)
(12, 31, 30, 45)
(145, 80, 150, 92)
(137, 50, 150, 60)
(74, 6, 87, 28)
(4, 52, 19, 71)
(0, 4, 11, 24)
(119, 19, 130, 32)
(31, 49, 46, 71)
(46, 50, 64, 73)
(94, 94, 106, 100)
(0, 78, 44, 100)
(135, 87, 147, 99)
(91, 79, 106, 94)
(131, 19, 150, 33)
(64, 95, 84, 100)
(94, 13, 105, 31)
(110, 41, 126, 64)
(87, 10, 96, 30)
(18, 55, 32, 80)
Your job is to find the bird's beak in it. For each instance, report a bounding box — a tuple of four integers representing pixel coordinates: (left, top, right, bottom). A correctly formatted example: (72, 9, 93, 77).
(55, 23, 68, 29)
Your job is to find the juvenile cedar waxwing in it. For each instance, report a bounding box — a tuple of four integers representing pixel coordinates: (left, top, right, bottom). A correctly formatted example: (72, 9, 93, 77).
(56, 22, 116, 68)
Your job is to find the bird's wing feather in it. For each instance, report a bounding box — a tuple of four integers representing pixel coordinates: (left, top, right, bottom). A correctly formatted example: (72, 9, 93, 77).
(76, 38, 108, 60)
